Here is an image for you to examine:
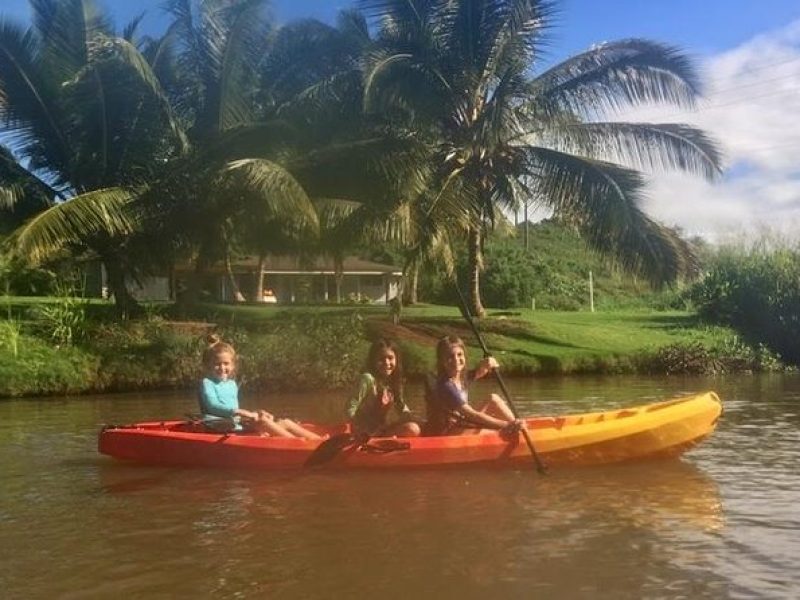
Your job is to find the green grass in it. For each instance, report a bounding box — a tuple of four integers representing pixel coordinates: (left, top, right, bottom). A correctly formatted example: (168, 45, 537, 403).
(190, 302, 739, 375)
(0, 297, 781, 397)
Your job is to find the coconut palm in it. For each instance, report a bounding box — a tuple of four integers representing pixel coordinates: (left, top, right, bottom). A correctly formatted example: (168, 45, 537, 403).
(245, 9, 435, 302)
(0, 145, 55, 234)
(0, 0, 186, 313)
(145, 2, 429, 305)
(359, 0, 723, 316)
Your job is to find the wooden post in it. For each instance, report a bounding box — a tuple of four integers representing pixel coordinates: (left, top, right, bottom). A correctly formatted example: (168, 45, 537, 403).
(589, 270, 595, 313)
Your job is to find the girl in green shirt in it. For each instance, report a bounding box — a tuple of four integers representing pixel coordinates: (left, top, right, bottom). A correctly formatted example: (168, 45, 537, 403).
(345, 339, 420, 437)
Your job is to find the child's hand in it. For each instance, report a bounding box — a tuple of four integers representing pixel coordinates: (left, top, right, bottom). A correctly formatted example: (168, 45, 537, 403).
(236, 409, 258, 422)
(258, 410, 274, 421)
(485, 356, 499, 370)
(499, 419, 524, 439)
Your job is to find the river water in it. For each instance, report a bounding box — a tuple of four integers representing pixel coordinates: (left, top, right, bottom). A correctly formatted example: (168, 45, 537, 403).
(1, 374, 798, 599)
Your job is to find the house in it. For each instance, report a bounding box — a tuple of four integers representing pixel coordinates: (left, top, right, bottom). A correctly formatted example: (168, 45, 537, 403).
(123, 256, 403, 305)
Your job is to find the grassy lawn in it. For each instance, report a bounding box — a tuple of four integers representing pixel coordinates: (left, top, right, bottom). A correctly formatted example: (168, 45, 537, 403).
(0, 296, 773, 396)
(190, 302, 737, 375)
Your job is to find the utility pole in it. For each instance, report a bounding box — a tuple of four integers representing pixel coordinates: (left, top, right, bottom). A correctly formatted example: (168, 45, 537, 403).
(524, 200, 529, 250)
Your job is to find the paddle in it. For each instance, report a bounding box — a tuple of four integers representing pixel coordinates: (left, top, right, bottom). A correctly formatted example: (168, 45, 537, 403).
(304, 431, 370, 468)
(453, 284, 547, 474)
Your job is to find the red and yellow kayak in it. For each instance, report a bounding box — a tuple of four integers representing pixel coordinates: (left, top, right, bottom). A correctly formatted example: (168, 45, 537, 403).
(98, 391, 721, 469)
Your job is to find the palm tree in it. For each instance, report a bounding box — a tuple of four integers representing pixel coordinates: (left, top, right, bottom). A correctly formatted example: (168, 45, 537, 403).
(253, 9, 434, 302)
(359, 0, 723, 316)
(0, 145, 54, 234)
(0, 0, 186, 314)
(145, 3, 424, 305)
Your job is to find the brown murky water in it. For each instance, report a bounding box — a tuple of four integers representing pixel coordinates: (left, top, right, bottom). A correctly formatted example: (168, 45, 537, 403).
(1, 374, 798, 599)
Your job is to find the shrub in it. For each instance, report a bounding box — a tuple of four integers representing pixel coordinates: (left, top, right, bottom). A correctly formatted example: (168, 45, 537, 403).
(0, 335, 98, 396)
(235, 311, 369, 391)
(689, 243, 800, 364)
(29, 282, 90, 346)
(640, 336, 788, 375)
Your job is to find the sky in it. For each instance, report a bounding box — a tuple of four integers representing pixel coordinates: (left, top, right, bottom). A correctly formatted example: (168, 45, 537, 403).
(2, 0, 800, 242)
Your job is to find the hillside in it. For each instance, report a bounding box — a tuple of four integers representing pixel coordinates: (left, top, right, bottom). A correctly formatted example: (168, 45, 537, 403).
(420, 220, 686, 311)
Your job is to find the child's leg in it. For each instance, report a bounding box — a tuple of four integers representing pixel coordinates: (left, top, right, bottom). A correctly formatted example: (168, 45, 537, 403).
(383, 420, 421, 437)
(277, 419, 322, 440)
(257, 417, 297, 437)
(478, 393, 516, 421)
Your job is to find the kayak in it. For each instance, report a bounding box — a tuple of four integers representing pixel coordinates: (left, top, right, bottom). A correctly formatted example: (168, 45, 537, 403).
(98, 392, 721, 469)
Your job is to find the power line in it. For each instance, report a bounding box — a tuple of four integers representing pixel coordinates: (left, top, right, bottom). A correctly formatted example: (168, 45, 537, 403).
(708, 70, 800, 96)
(621, 85, 800, 121)
(710, 54, 800, 79)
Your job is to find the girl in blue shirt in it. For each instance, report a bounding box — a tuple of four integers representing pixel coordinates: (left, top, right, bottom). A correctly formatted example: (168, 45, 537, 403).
(200, 335, 320, 439)
(425, 335, 522, 436)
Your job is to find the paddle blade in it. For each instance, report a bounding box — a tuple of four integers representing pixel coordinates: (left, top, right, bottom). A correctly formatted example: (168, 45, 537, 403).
(304, 433, 368, 468)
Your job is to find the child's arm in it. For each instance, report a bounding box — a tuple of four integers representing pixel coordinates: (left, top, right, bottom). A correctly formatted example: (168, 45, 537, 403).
(200, 379, 238, 419)
(345, 374, 373, 419)
(473, 356, 499, 381)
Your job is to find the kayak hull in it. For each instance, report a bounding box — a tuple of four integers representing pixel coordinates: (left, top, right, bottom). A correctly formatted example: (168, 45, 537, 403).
(98, 392, 722, 469)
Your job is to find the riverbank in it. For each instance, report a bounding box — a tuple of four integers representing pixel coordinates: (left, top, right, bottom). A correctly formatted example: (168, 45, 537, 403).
(0, 301, 789, 397)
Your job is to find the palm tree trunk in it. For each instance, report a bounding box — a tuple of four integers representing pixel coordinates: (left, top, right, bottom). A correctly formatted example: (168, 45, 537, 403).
(224, 251, 246, 302)
(467, 225, 485, 317)
(406, 263, 419, 305)
(255, 254, 266, 301)
(104, 258, 140, 319)
(180, 242, 215, 310)
(524, 201, 529, 250)
(334, 256, 344, 303)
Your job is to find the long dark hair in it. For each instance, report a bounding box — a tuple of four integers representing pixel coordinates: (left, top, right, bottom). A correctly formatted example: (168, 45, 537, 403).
(365, 338, 403, 398)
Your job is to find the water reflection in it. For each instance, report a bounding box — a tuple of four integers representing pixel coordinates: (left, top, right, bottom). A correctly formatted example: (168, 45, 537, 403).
(84, 458, 724, 598)
(2, 373, 799, 599)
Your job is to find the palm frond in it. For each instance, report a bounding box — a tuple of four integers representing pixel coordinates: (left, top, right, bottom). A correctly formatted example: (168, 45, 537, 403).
(10, 187, 137, 265)
(88, 35, 189, 152)
(122, 12, 146, 42)
(219, 158, 319, 231)
(288, 132, 433, 206)
(0, 20, 72, 176)
(525, 146, 697, 283)
(32, 0, 112, 81)
(177, 0, 271, 135)
(532, 39, 702, 118)
(0, 183, 23, 210)
(532, 121, 723, 180)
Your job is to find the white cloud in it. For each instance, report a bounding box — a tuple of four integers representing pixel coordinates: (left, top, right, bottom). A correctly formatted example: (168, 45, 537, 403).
(620, 19, 800, 242)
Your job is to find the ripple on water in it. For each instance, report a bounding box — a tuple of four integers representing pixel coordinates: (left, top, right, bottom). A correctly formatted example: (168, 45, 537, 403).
(1, 374, 800, 599)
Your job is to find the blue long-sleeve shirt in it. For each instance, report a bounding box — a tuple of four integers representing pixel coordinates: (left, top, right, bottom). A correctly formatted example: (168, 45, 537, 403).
(199, 378, 240, 426)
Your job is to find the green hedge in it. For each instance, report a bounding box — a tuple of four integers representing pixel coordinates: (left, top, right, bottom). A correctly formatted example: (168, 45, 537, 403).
(689, 245, 800, 365)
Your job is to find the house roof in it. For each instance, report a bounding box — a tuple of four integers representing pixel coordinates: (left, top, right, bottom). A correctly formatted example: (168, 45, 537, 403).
(177, 255, 403, 276)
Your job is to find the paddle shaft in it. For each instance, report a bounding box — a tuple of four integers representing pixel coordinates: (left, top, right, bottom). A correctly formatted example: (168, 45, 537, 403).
(454, 286, 547, 474)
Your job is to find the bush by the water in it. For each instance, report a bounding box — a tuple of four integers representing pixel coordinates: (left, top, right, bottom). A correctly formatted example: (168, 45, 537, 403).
(640, 337, 784, 375)
(0, 310, 371, 396)
(231, 311, 368, 391)
(689, 243, 800, 365)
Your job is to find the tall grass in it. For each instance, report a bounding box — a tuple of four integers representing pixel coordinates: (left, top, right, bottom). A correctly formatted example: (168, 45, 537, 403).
(689, 237, 800, 365)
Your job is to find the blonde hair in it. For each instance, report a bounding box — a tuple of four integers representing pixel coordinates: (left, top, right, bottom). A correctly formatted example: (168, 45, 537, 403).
(203, 334, 236, 370)
(436, 335, 467, 379)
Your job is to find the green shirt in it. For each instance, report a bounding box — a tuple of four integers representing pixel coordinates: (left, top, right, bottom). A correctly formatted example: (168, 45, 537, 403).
(345, 373, 410, 434)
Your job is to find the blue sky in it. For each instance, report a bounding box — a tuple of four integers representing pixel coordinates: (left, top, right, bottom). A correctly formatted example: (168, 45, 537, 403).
(4, 0, 799, 61)
(3, 0, 800, 239)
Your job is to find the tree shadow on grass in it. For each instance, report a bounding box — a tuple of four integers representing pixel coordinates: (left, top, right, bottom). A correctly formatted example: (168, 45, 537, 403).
(623, 313, 705, 331)
(373, 317, 582, 351)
